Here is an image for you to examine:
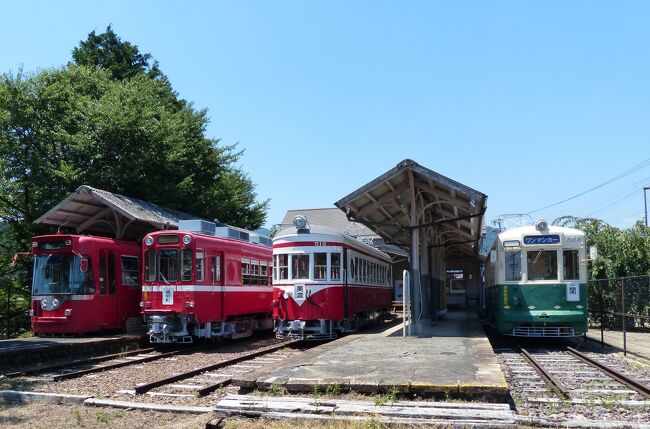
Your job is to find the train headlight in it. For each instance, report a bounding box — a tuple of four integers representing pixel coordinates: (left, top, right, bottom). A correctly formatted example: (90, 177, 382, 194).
(64, 309, 72, 317)
(293, 215, 308, 229)
(535, 219, 548, 231)
(29, 309, 34, 317)
(51, 298, 60, 309)
(145, 236, 154, 246)
(40, 299, 48, 309)
(183, 234, 192, 245)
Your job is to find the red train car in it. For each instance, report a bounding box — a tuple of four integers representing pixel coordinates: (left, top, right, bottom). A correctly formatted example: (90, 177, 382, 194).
(141, 221, 273, 343)
(30, 234, 142, 335)
(273, 216, 393, 340)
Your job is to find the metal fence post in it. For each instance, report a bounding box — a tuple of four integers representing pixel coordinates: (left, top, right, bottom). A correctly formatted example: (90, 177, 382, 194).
(621, 279, 627, 356)
(598, 279, 604, 349)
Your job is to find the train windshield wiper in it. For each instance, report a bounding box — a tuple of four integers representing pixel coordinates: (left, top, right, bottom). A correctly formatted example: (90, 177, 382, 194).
(532, 250, 543, 264)
(159, 271, 170, 285)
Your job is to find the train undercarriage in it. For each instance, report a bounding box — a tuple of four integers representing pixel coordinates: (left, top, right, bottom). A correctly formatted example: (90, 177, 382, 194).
(274, 310, 390, 340)
(147, 313, 273, 344)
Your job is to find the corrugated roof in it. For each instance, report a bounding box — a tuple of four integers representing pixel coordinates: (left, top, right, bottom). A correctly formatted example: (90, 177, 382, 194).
(281, 208, 375, 237)
(34, 185, 199, 241)
(280, 208, 408, 257)
(335, 159, 487, 257)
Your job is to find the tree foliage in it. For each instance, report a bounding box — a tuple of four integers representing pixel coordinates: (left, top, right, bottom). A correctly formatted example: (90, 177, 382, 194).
(0, 27, 269, 336)
(553, 216, 650, 279)
(72, 25, 162, 81)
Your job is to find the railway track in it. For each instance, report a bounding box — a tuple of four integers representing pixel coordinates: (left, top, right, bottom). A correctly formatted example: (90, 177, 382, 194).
(503, 346, 650, 405)
(6, 346, 205, 381)
(115, 340, 301, 401)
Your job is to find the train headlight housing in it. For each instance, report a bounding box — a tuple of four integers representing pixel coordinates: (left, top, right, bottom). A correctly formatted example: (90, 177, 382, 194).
(29, 309, 34, 317)
(535, 219, 548, 231)
(40, 299, 48, 309)
(183, 234, 192, 245)
(64, 309, 72, 317)
(51, 298, 60, 309)
(293, 215, 308, 229)
(145, 236, 154, 246)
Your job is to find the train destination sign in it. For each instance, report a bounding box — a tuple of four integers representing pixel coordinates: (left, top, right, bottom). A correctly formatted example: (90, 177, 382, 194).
(523, 235, 560, 245)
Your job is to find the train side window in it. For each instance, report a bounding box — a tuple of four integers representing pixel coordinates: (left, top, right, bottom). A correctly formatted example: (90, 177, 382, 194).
(210, 255, 222, 284)
(260, 262, 268, 285)
(144, 249, 156, 282)
(504, 251, 522, 282)
(278, 254, 288, 280)
(121, 256, 139, 285)
(251, 260, 259, 285)
(331, 253, 341, 281)
(181, 248, 193, 281)
(527, 250, 557, 281)
(242, 259, 250, 285)
(314, 253, 327, 280)
(196, 250, 204, 282)
(563, 250, 579, 280)
(292, 254, 309, 280)
(107, 252, 116, 294)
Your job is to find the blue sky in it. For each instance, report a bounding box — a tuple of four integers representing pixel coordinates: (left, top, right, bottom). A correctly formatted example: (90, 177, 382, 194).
(2, 1, 650, 229)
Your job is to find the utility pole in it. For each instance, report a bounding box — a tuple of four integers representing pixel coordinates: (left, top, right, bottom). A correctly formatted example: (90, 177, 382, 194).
(645, 186, 650, 227)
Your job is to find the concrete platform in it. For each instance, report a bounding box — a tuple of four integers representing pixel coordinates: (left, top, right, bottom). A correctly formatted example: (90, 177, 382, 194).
(234, 310, 509, 401)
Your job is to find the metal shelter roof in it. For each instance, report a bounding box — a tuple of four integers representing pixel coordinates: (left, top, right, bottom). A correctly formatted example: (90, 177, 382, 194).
(34, 185, 199, 241)
(334, 159, 487, 257)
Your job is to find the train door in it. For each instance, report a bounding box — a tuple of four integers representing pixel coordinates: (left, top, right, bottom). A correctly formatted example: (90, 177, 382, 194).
(343, 248, 349, 318)
(117, 255, 140, 323)
(97, 250, 118, 328)
(210, 253, 224, 319)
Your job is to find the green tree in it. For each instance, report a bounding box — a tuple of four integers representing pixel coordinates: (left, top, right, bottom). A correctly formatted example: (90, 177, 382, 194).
(71, 25, 162, 81)
(0, 28, 269, 336)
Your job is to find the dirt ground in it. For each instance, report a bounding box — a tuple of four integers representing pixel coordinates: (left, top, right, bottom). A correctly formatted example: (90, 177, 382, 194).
(0, 403, 423, 429)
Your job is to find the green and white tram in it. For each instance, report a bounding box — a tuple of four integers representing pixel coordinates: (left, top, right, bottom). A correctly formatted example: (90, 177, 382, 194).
(485, 219, 588, 337)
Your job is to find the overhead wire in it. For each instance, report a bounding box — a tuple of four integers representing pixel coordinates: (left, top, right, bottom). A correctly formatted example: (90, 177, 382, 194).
(527, 157, 650, 215)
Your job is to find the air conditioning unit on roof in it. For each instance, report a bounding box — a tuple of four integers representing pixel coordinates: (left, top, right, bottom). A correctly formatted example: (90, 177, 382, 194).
(178, 219, 216, 235)
(215, 226, 250, 242)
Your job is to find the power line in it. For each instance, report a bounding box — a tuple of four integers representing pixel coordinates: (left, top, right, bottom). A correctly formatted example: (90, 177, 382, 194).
(527, 157, 650, 215)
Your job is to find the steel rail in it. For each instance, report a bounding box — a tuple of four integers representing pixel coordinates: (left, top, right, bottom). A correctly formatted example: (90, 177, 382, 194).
(520, 348, 570, 401)
(134, 340, 297, 395)
(6, 348, 155, 378)
(51, 346, 204, 382)
(566, 347, 650, 400)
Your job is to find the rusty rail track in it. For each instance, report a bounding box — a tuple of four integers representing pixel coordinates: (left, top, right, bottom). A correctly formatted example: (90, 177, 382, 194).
(566, 346, 650, 400)
(519, 347, 570, 400)
(5, 347, 155, 378)
(48, 346, 204, 382)
(134, 340, 298, 395)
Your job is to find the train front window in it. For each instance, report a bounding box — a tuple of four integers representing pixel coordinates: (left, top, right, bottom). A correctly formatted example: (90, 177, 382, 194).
(331, 253, 341, 280)
(158, 249, 179, 282)
(144, 250, 156, 282)
(181, 248, 192, 281)
(277, 254, 288, 280)
(314, 253, 327, 280)
(504, 251, 522, 281)
(527, 250, 558, 281)
(563, 250, 579, 280)
(292, 254, 309, 280)
(32, 254, 95, 295)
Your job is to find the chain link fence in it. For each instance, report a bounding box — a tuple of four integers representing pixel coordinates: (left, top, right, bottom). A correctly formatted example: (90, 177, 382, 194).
(588, 275, 650, 358)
